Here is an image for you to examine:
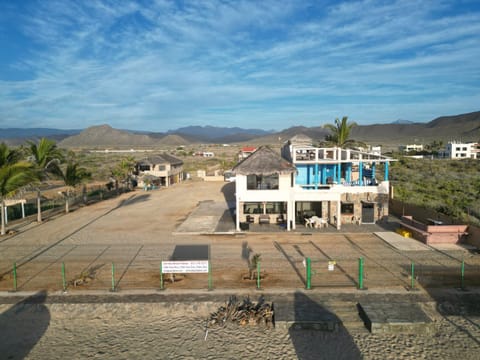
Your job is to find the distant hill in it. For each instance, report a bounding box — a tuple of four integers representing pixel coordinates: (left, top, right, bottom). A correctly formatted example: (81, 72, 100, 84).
(250, 126, 330, 145)
(168, 125, 273, 143)
(0, 127, 80, 145)
(57, 124, 274, 147)
(156, 134, 191, 146)
(351, 111, 480, 145)
(0, 127, 80, 139)
(391, 119, 415, 125)
(58, 124, 159, 148)
(2, 110, 479, 148)
(58, 125, 200, 148)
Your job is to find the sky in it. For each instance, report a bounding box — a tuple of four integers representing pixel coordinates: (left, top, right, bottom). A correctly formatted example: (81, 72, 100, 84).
(0, 0, 479, 132)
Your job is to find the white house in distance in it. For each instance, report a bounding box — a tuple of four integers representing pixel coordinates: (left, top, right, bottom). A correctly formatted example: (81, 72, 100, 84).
(442, 141, 480, 159)
(233, 137, 393, 231)
(238, 146, 257, 161)
(370, 146, 382, 156)
(399, 144, 423, 153)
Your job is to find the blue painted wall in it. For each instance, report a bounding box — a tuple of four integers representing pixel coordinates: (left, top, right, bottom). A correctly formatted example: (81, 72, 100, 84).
(296, 164, 336, 185)
(296, 161, 383, 186)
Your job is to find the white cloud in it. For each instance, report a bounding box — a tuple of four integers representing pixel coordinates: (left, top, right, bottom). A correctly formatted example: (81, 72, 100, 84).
(0, 0, 479, 131)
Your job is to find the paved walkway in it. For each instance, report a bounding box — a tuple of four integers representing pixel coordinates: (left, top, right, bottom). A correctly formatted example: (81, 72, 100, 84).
(174, 200, 234, 234)
(375, 232, 432, 251)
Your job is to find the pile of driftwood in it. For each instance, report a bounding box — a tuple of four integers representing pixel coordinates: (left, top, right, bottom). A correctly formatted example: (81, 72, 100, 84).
(207, 295, 274, 328)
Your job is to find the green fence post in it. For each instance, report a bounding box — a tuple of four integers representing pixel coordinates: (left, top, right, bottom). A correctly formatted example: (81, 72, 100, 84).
(160, 262, 164, 290)
(410, 262, 415, 290)
(208, 260, 213, 291)
(358, 257, 364, 290)
(62, 262, 67, 292)
(256, 261, 261, 289)
(306, 258, 311, 290)
(13, 262, 17, 292)
(461, 259, 465, 290)
(111, 262, 116, 292)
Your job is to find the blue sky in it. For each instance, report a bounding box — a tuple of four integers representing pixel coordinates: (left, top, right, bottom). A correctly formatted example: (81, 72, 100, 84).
(0, 0, 479, 132)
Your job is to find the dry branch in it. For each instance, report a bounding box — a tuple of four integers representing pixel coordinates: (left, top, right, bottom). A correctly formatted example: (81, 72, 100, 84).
(207, 295, 274, 329)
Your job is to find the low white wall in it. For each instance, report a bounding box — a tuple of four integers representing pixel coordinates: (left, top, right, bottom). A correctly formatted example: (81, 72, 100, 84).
(202, 176, 225, 182)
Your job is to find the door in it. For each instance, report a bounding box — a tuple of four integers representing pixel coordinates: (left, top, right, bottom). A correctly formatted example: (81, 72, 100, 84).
(361, 203, 375, 223)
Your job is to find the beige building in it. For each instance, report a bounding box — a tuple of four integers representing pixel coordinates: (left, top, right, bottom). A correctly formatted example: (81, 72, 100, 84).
(135, 154, 184, 188)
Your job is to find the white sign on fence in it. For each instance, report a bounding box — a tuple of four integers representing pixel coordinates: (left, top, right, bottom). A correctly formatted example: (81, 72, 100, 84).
(328, 261, 336, 271)
(162, 260, 209, 274)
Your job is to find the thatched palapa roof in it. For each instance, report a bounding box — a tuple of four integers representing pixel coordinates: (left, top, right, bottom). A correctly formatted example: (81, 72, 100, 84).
(233, 146, 296, 176)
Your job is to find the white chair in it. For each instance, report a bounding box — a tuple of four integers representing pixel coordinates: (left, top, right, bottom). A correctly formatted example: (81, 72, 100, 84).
(319, 218, 328, 228)
(304, 218, 313, 228)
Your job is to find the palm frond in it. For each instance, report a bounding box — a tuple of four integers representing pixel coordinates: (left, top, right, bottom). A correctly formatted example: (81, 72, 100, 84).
(0, 161, 39, 198)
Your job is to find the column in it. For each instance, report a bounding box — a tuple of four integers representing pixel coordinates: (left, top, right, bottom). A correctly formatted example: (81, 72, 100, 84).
(384, 162, 389, 181)
(290, 197, 296, 230)
(314, 163, 319, 190)
(337, 163, 341, 183)
(286, 203, 290, 231)
(337, 200, 341, 230)
(359, 161, 363, 186)
(236, 198, 241, 231)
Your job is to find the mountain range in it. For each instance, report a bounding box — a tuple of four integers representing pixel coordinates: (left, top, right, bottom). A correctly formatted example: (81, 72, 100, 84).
(1, 111, 479, 148)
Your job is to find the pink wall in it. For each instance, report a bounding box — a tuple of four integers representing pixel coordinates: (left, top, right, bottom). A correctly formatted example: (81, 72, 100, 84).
(400, 216, 468, 244)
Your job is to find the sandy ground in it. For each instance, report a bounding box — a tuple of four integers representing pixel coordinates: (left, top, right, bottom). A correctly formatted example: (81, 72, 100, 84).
(0, 299, 479, 360)
(1, 180, 480, 359)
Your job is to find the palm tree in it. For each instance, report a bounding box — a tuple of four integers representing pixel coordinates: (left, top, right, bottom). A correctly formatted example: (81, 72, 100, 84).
(26, 138, 64, 173)
(323, 116, 358, 148)
(26, 138, 64, 222)
(0, 143, 38, 235)
(58, 162, 91, 213)
(111, 156, 136, 191)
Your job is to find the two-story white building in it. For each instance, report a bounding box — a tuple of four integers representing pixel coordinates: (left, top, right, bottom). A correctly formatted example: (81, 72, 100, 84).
(233, 139, 393, 231)
(442, 141, 479, 159)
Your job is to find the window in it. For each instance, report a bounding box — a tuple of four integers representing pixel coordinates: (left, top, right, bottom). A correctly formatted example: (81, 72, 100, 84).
(243, 203, 263, 214)
(341, 202, 354, 215)
(247, 174, 279, 190)
(158, 165, 166, 171)
(265, 202, 286, 214)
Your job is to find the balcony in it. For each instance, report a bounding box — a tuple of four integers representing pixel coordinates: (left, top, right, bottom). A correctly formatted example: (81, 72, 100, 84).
(297, 180, 389, 195)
